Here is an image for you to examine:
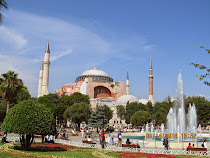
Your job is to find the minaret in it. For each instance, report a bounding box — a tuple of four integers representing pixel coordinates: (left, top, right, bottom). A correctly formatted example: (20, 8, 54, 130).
(126, 70, 129, 95)
(148, 56, 154, 105)
(42, 41, 50, 96)
(38, 61, 43, 97)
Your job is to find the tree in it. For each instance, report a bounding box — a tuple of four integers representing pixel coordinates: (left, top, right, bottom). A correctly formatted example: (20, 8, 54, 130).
(116, 105, 126, 120)
(88, 105, 113, 129)
(64, 102, 91, 130)
(2, 99, 56, 150)
(103, 104, 113, 121)
(0, 0, 7, 23)
(69, 92, 90, 104)
(0, 71, 23, 113)
(191, 46, 210, 86)
(17, 86, 31, 103)
(37, 93, 59, 114)
(0, 98, 6, 122)
(125, 102, 147, 124)
(131, 110, 150, 126)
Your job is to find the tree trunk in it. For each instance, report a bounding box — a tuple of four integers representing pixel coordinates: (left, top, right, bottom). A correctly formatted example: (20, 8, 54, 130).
(6, 101, 10, 113)
(25, 135, 31, 150)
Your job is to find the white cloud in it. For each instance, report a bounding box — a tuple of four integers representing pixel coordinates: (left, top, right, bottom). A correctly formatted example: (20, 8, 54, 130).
(1, 9, 154, 97)
(51, 49, 72, 61)
(0, 26, 27, 50)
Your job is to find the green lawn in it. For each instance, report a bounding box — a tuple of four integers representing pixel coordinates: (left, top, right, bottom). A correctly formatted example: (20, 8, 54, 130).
(0, 152, 23, 158)
(1, 142, 208, 158)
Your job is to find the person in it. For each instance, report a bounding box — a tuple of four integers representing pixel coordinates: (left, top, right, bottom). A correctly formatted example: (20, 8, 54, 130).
(72, 129, 78, 136)
(117, 130, 122, 147)
(133, 140, 140, 148)
(101, 130, 106, 148)
(187, 143, 192, 151)
(126, 138, 131, 145)
(84, 136, 88, 141)
(203, 139, 208, 149)
(45, 135, 49, 143)
(192, 144, 195, 148)
(163, 136, 169, 153)
(49, 135, 54, 143)
(81, 128, 84, 138)
(188, 143, 192, 148)
(201, 144, 205, 148)
(87, 136, 92, 142)
(109, 131, 114, 145)
(99, 130, 102, 144)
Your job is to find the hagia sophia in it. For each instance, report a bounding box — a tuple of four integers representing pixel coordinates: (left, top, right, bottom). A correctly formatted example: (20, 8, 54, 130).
(38, 42, 154, 127)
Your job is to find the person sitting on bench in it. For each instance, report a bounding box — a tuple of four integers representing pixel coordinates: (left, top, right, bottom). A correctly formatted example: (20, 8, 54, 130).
(126, 138, 131, 145)
(87, 136, 92, 142)
(133, 140, 140, 148)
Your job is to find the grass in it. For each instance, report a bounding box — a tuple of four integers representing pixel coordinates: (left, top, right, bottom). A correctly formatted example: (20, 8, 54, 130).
(1, 142, 208, 158)
(0, 152, 22, 158)
(23, 147, 94, 157)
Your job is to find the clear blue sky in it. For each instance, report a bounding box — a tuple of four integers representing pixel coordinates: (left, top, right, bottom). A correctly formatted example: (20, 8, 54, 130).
(0, 0, 209, 102)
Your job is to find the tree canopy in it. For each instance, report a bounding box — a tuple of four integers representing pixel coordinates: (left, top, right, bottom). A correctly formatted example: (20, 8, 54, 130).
(64, 102, 91, 130)
(0, 0, 7, 23)
(131, 110, 150, 126)
(0, 71, 23, 113)
(116, 105, 126, 120)
(191, 46, 210, 86)
(88, 105, 113, 129)
(2, 99, 56, 149)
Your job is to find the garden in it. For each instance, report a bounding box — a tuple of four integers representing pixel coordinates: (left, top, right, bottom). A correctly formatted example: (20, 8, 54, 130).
(1, 142, 209, 158)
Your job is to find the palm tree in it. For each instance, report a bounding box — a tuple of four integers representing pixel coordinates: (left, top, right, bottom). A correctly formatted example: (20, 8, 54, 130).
(0, 71, 23, 113)
(0, 0, 7, 23)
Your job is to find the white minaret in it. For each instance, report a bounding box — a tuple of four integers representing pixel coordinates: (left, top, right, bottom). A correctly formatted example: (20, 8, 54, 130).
(148, 56, 154, 105)
(126, 70, 129, 95)
(38, 60, 43, 97)
(42, 41, 50, 96)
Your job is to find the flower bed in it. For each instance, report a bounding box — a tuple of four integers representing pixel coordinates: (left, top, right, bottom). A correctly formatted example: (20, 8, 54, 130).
(118, 152, 175, 158)
(31, 143, 75, 149)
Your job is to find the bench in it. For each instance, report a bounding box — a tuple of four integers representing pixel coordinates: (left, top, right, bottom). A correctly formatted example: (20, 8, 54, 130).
(122, 144, 139, 148)
(82, 140, 96, 145)
(34, 135, 42, 139)
(187, 148, 207, 152)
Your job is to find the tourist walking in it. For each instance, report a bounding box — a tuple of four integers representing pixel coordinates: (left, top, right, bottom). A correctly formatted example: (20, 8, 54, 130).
(203, 139, 208, 149)
(101, 130, 106, 148)
(109, 131, 113, 145)
(117, 130, 122, 147)
(99, 130, 102, 144)
(81, 128, 84, 138)
(163, 136, 169, 153)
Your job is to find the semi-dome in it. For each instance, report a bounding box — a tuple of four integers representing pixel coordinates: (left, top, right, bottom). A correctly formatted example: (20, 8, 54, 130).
(75, 66, 113, 82)
(116, 95, 139, 106)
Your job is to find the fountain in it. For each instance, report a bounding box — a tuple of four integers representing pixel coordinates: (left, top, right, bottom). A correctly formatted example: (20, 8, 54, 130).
(188, 103, 197, 134)
(167, 72, 197, 141)
(161, 123, 165, 138)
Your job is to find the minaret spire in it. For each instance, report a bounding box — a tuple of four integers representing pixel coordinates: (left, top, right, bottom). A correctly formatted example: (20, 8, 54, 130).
(45, 41, 50, 53)
(148, 56, 154, 105)
(42, 41, 51, 96)
(38, 60, 43, 97)
(126, 69, 129, 95)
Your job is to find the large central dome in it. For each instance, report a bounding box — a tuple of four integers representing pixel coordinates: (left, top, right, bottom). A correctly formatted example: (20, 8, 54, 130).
(75, 66, 113, 82)
(81, 68, 109, 77)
